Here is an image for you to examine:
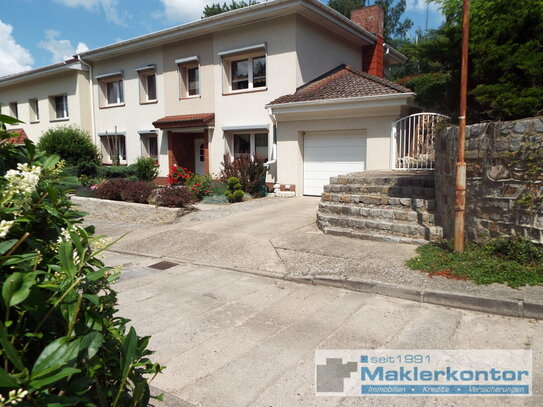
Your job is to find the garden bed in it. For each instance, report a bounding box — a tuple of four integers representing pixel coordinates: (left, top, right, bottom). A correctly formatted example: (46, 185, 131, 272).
(71, 196, 193, 224)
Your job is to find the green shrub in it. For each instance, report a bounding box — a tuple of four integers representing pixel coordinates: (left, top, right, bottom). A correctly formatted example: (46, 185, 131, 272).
(224, 176, 244, 202)
(0, 119, 163, 405)
(220, 153, 267, 196)
(133, 157, 158, 182)
(37, 125, 99, 176)
(97, 165, 136, 179)
(201, 194, 229, 204)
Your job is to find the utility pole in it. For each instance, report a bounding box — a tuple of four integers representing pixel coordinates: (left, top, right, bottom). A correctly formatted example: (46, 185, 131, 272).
(454, 0, 470, 253)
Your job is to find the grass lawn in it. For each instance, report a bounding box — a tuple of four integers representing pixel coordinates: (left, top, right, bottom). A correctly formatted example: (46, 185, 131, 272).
(406, 237, 543, 288)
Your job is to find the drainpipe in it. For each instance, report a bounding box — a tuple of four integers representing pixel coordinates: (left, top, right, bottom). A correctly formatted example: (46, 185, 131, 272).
(77, 56, 97, 146)
(267, 107, 277, 164)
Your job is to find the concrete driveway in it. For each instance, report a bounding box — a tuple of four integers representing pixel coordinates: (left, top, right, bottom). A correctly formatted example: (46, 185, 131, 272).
(91, 196, 418, 281)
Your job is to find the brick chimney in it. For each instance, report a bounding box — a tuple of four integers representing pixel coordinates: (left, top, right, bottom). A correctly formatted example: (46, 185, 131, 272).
(351, 5, 385, 77)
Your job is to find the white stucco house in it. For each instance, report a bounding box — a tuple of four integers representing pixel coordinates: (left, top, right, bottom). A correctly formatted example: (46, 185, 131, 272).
(0, 0, 414, 196)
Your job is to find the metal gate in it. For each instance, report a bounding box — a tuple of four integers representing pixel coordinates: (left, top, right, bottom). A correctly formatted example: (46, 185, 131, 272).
(390, 112, 449, 170)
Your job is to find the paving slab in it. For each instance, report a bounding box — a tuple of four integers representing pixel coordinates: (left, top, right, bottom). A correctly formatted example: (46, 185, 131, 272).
(111, 253, 542, 407)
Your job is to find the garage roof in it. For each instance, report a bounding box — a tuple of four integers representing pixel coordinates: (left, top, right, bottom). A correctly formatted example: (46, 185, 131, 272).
(268, 64, 411, 105)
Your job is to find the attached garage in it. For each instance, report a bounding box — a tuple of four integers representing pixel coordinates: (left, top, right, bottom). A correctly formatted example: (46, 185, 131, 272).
(303, 130, 366, 195)
(267, 65, 414, 196)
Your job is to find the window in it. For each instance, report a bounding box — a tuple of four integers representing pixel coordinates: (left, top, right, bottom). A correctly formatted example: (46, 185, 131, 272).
(229, 55, 266, 92)
(187, 67, 199, 96)
(141, 133, 158, 159)
(138, 68, 157, 103)
(178, 59, 200, 98)
(100, 134, 126, 164)
(231, 60, 249, 90)
(146, 74, 157, 101)
(106, 80, 124, 105)
(232, 132, 268, 162)
(98, 74, 124, 107)
(9, 102, 18, 119)
(29, 99, 39, 122)
(50, 95, 69, 120)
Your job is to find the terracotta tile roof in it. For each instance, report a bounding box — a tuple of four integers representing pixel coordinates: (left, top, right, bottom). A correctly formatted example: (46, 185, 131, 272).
(268, 64, 412, 105)
(4, 129, 28, 145)
(153, 113, 215, 129)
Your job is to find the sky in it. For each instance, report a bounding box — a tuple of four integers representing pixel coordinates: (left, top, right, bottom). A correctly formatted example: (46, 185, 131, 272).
(0, 0, 444, 77)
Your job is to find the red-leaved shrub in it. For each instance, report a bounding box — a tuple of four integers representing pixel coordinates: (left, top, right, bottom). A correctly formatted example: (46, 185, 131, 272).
(95, 178, 130, 201)
(95, 179, 154, 203)
(121, 181, 155, 203)
(154, 186, 196, 208)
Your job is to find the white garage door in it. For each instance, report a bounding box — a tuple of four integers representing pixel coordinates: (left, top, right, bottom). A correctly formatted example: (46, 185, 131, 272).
(303, 131, 366, 196)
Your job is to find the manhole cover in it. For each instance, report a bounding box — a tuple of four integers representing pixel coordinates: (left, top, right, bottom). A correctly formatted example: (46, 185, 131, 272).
(148, 260, 178, 270)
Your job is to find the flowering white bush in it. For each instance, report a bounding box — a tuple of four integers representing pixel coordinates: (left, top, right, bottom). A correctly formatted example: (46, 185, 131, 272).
(4, 163, 41, 195)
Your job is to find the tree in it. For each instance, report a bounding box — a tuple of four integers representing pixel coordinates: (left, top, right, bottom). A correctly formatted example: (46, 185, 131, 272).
(202, 0, 260, 18)
(327, 0, 413, 43)
(393, 0, 543, 121)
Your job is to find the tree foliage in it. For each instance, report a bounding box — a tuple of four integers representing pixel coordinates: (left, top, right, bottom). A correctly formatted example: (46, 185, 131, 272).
(0, 117, 163, 405)
(392, 0, 543, 121)
(327, 0, 413, 43)
(202, 0, 260, 18)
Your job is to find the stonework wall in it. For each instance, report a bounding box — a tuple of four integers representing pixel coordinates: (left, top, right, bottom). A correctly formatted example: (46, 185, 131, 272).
(435, 117, 543, 243)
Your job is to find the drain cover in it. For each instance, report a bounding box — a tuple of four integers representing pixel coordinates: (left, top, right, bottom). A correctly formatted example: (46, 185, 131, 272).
(148, 260, 178, 270)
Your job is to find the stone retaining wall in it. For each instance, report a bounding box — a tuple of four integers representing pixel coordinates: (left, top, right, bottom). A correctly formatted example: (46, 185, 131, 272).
(71, 196, 192, 224)
(435, 117, 543, 243)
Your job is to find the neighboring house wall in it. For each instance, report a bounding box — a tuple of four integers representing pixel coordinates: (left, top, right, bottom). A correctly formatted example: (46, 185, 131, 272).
(90, 48, 164, 171)
(295, 16, 362, 86)
(0, 69, 91, 143)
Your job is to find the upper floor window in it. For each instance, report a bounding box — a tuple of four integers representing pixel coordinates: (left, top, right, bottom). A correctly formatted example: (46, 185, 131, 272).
(219, 44, 267, 94)
(107, 80, 124, 105)
(177, 56, 200, 99)
(9, 102, 18, 119)
(230, 55, 266, 91)
(50, 95, 69, 120)
(137, 66, 157, 103)
(97, 72, 124, 108)
(29, 99, 39, 122)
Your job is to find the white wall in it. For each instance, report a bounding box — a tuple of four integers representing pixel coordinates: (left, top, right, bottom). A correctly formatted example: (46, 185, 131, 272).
(0, 70, 91, 143)
(274, 105, 405, 195)
(91, 47, 165, 172)
(295, 15, 362, 87)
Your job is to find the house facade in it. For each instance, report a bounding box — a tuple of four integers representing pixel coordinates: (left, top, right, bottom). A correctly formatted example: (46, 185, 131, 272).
(0, 0, 413, 196)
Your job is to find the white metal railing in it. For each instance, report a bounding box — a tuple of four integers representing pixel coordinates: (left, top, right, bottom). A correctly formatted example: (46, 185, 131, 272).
(391, 112, 449, 170)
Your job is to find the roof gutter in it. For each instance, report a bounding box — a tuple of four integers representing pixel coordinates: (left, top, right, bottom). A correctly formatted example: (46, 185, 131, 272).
(0, 60, 85, 87)
(78, 0, 376, 61)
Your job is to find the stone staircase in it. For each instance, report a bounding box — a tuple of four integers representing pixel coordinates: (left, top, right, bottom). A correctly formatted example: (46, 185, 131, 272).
(317, 171, 443, 245)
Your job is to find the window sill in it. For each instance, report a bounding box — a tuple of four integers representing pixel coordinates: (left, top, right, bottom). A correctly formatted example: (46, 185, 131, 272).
(223, 87, 267, 96)
(179, 95, 201, 100)
(50, 117, 69, 122)
(30, 120, 40, 124)
(100, 103, 125, 109)
(140, 100, 158, 105)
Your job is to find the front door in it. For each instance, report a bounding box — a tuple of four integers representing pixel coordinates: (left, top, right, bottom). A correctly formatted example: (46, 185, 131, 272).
(194, 138, 205, 174)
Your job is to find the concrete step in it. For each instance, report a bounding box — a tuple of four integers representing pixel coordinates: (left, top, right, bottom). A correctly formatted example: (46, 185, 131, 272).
(331, 175, 435, 188)
(322, 193, 436, 210)
(317, 213, 443, 240)
(324, 184, 435, 199)
(320, 226, 431, 245)
(318, 202, 436, 224)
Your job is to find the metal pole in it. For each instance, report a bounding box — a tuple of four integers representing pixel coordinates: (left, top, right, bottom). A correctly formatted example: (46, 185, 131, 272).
(454, 0, 470, 253)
